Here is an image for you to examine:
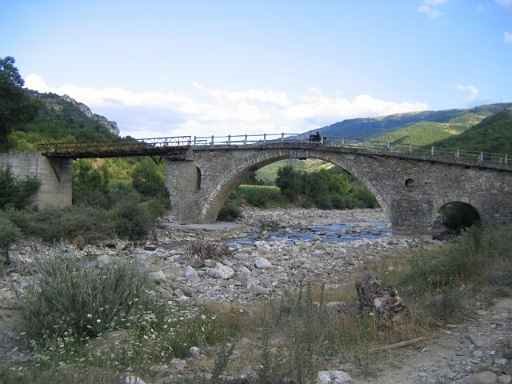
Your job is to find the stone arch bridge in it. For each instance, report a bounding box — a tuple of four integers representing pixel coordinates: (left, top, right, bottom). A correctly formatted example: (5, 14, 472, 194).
(2, 134, 512, 236)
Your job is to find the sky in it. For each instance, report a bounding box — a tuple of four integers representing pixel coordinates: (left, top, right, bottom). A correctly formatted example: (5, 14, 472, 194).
(1, 0, 512, 138)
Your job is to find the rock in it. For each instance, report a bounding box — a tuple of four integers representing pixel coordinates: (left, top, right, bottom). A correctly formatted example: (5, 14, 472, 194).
(317, 370, 353, 384)
(148, 270, 166, 283)
(254, 257, 272, 269)
(97, 255, 112, 266)
(143, 244, 158, 251)
(189, 346, 201, 358)
(119, 375, 146, 384)
(237, 266, 252, 283)
(184, 266, 200, 282)
(247, 279, 270, 295)
(464, 371, 498, 384)
(171, 358, 187, 371)
(469, 333, 489, 349)
(208, 263, 235, 279)
(499, 375, 512, 384)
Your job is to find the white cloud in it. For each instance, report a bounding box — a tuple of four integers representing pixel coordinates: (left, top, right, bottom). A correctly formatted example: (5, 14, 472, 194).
(25, 73, 429, 138)
(456, 84, 479, 101)
(505, 32, 512, 43)
(418, 0, 448, 18)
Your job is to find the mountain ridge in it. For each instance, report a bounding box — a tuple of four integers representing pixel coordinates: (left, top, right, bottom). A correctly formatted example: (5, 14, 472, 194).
(306, 103, 512, 140)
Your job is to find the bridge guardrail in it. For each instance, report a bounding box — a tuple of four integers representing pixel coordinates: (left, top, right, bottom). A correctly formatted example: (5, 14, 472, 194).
(38, 136, 193, 155)
(39, 133, 512, 169)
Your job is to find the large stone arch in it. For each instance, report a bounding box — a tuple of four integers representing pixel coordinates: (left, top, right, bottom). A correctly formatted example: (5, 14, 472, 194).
(194, 148, 391, 223)
(164, 145, 512, 236)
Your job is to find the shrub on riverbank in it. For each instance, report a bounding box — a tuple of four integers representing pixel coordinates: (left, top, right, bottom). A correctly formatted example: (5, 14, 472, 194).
(237, 185, 289, 208)
(382, 226, 512, 323)
(6, 196, 163, 243)
(12, 252, 234, 380)
(21, 254, 149, 342)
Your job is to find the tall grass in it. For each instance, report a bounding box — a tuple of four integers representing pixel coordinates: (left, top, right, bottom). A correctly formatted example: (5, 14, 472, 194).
(20, 254, 149, 343)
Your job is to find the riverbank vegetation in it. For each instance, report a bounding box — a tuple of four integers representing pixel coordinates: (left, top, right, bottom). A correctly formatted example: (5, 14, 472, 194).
(0, 157, 170, 257)
(219, 165, 379, 220)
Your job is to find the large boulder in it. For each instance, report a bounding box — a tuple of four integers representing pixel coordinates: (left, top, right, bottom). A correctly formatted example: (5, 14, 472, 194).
(254, 257, 272, 269)
(208, 263, 235, 279)
(464, 371, 498, 384)
(317, 370, 353, 384)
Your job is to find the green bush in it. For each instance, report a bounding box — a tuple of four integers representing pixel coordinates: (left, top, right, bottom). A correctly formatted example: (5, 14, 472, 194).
(72, 160, 111, 208)
(6, 197, 166, 244)
(7, 207, 114, 244)
(238, 185, 288, 208)
(0, 214, 20, 265)
(20, 254, 149, 343)
(276, 165, 378, 210)
(132, 158, 169, 201)
(113, 200, 152, 241)
(393, 226, 512, 322)
(0, 167, 40, 209)
(218, 193, 242, 221)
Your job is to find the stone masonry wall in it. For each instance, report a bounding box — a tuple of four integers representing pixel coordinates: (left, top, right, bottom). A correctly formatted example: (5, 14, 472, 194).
(0, 152, 72, 209)
(164, 146, 512, 235)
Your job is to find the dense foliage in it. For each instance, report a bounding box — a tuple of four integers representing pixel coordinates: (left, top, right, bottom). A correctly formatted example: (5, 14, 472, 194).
(12, 91, 118, 148)
(0, 57, 39, 148)
(276, 165, 378, 210)
(0, 56, 117, 150)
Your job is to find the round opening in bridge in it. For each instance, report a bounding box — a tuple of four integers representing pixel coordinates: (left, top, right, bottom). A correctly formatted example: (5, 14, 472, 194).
(404, 178, 415, 189)
(432, 202, 481, 240)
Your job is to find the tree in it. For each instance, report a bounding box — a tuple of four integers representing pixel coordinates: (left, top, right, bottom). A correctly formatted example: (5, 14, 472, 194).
(72, 159, 111, 207)
(0, 215, 20, 266)
(276, 166, 304, 202)
(132, 158, 168, 199)
(0, 56, 39, 147)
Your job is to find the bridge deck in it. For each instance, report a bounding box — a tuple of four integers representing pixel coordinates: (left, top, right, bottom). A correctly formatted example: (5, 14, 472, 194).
(39, 134, 512, 171)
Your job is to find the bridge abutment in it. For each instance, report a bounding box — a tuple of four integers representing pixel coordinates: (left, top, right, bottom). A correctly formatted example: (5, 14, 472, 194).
(164, 159, 204, 223)
(0, 152, 72, 209)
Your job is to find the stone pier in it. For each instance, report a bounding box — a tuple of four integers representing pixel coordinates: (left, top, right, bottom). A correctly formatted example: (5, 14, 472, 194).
(0, 152, 72, 209)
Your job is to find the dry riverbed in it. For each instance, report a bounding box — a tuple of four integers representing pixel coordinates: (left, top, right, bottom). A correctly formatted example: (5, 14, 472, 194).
(1, 208, 511, 384)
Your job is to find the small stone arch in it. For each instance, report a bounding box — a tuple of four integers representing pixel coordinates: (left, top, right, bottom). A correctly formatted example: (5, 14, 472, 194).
(405, 178, 415, 189)
(433, 201, 481, 239)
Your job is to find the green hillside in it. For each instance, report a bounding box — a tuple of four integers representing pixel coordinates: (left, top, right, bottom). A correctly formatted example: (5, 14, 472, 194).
(434, 111, 512, 154)
(8, 91, 119, 150)
(307, 103, 512, 140)
(373, 112, 485, 146)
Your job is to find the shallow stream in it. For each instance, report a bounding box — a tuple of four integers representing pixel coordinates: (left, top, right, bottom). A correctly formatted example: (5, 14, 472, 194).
(229, 220, 391, 247)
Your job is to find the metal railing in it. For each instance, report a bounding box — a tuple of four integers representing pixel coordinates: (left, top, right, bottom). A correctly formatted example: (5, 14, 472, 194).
(38, 133, 512, 169)
(38, 136, 193, 156)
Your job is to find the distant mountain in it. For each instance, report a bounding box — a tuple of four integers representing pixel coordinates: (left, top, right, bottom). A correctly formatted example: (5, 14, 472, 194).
(433, 110, 512, 154)
(9, 91, 119, 149)
(306, 103, 512, 142)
